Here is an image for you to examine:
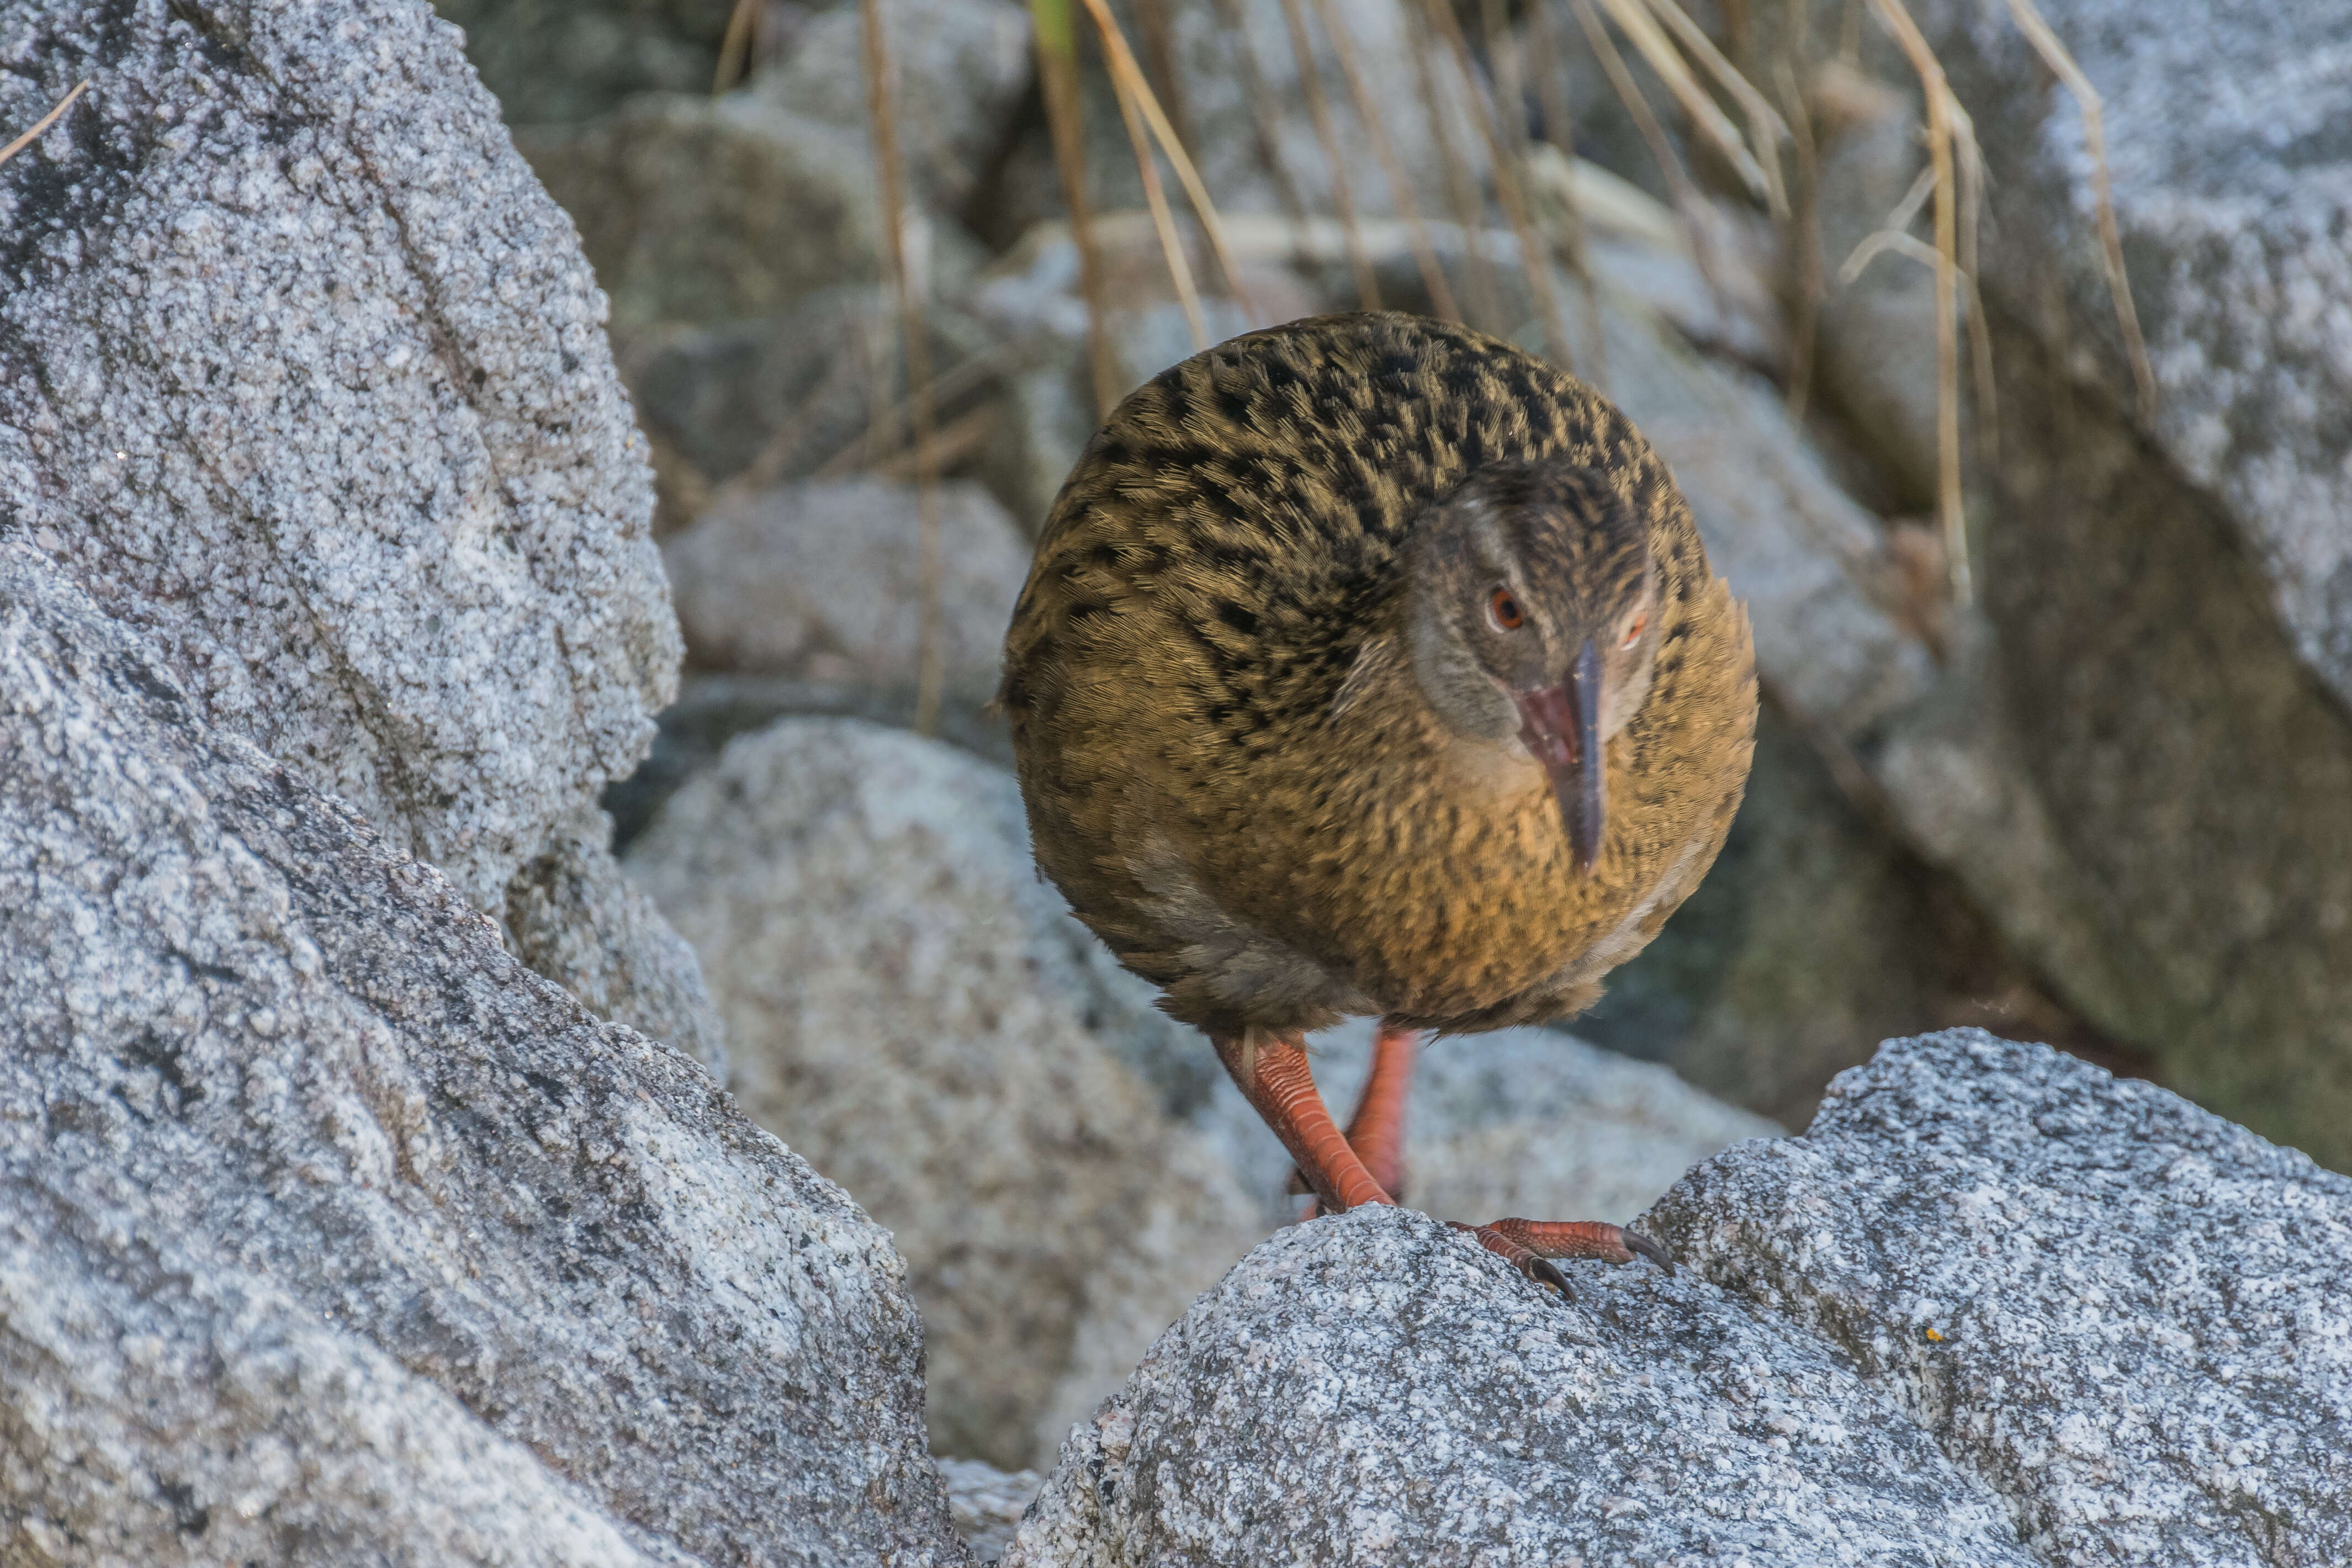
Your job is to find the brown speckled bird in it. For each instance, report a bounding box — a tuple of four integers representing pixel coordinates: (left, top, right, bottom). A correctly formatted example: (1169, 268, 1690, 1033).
(1000, 312, 1756, 1291)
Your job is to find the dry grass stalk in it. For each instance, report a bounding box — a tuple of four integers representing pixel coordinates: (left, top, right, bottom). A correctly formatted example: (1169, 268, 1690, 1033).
(1209, 0, 1312, 226)
(1421, 0, 1574, 370)
(1865, 0, 1969, 605)
(1311, 0, 1459, 321)
(1524, 0, 1609, 386)
(1405, 0, 1503, 330)
(714, 0, 761, 93)
(1030, 0, 1121, 414)
(1105, 42, 1211, 349)
(1998, 0, 2156, 419)
(1591, 0, 1768, 203)
(1635, 0, 1791, 218)
(861, 0, 947, 733)
(1773, 48, 1821, 419)
(1131, 0, 1195, 152)
(0, 80, 87, 169)
(1078, 0, 1262, 320)
(1569, 0, 1728, 314)
(1275, 0, 1381, 310)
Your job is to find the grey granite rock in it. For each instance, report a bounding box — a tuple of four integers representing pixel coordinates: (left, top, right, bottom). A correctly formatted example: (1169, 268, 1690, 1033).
(0, 0, 724, 1073)
(1909, 0, 2352, 714)
(0, 0, 679, 917)
(661, 476, 1031, 706)
(755, 0, 1035, 213)
(939, 1458, 1046, 1565)
(1652, 1030, 2352, 1566)
(1010, 1030, 2352, 1566)
(1005, 1207, 2036, 1567)
(626, 717, 1265, 1469)
(503, 806, 729, 1076)
(0, 542, 961, 1565)
(433, 0, 737, 128)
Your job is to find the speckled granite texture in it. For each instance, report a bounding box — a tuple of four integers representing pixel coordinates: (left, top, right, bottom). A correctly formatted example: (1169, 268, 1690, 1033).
(0, 542, 963, 1565)
(0, 0, 676, 914)
(1010, 1031, 2351, 1566)
(0, 0, 724, 1071)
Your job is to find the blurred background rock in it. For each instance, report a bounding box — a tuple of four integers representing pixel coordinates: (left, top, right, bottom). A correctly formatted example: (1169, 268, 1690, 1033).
(435, 0, 2352, 1484)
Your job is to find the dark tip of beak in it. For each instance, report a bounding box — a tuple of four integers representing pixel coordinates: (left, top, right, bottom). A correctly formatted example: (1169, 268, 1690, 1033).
(1513, 640, 1608, 875)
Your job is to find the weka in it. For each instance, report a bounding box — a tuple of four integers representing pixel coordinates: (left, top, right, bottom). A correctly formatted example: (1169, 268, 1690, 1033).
(1000, 312, 1756, 1291)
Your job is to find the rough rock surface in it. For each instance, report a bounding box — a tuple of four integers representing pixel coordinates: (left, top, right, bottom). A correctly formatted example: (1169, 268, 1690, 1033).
(1654, 1030, 2352, 1567)
(503, 806, 728, 1076)
(1188, 1016, 1781, 1232)
(517, 93, 893, 332)
(1913, 0, 2352, 713)
(626, 717, 1266, 1469)
(0, 544, 961, 1565)
(754, 0, 1034, 212)
(0, 0, 679, 916)
(662, 476, 1031, 706)
(1011, 1030, 2352, 1566)
(0, 0, 725, 1072)
(939, 1459, 1045, 1565)
(1008, 1207, 2036, 1567)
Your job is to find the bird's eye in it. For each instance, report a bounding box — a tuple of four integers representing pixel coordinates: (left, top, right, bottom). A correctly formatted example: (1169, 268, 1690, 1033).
(1488, 588, 1525, 632)
(1619, 611, 1648, 650)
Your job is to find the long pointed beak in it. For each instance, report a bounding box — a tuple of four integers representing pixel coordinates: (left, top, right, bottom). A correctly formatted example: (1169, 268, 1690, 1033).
(1512, 639, 1607, 874)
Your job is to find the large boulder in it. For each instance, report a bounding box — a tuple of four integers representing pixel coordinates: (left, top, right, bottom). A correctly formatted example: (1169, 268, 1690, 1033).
(1008, 1031, 2352, 1566)
(0, 543, 962, 1565)
(0, 0, 721, 1071)
(661, 476, 1031, 709)
(1908, 0, 2352, 712)
(624, 717, 1268, 1469)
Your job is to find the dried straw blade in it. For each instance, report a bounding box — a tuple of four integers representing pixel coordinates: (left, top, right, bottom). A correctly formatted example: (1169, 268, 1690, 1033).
(1078, 0, 1262, 321)
(1419, 0, 1574, 370)
(1106, 45, 1211, 349)
(860, 0, 948, 733)
(1634, 0, 1792, 218)
(1274, 0, 1381, 310)
(714, 0, 761, 93)
(1865, 0, 1969, 606)
(0, 80, 88, 169)
(1310, 0, 1459, 320)
(1029, 0, 1120, 414)
(1998, 0, 2155, 419)
(1591, 0, 1769, 203)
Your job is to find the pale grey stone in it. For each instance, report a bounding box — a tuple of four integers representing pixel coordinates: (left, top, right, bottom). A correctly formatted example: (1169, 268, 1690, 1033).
(1010, 1030, 2352, 1566)
(1654, 1030, 2352, 1567)
(661, 476, 1030, 705)
(0, 0, 725, 1072)
(939, 1459, 1046, 1565)
(0, 0, 679, 917)
(503, 806, 729, 1077)
(1910, 0, 2352, 713)
(625, 717, 1267, 1469)
(755, 0, 1035, 212)
(0, 543, 961, 1566)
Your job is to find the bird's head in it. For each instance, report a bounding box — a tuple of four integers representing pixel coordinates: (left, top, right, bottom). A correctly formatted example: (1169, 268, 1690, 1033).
(1402, 460, 1661, 873)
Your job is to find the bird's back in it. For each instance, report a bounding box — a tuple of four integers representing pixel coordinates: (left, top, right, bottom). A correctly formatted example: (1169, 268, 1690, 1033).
(1003, 313, 1755, 1036)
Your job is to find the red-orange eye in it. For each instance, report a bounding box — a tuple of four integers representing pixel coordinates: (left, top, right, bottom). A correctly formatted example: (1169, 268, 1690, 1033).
(1620, 612, 1647, 650)
(1488, 588, 1524, 631)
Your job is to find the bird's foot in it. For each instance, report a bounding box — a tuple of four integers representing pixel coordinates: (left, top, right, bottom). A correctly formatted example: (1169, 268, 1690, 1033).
(1450, 1217, 1672, 1297)
(1290, 1019, 1418, 1220)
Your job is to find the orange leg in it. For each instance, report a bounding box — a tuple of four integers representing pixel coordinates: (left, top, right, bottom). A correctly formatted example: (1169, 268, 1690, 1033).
(1293, 1019, 1418, 1215)
(1216, 1020, 1671, 1299)
(1215, 1029, 1393, 1214)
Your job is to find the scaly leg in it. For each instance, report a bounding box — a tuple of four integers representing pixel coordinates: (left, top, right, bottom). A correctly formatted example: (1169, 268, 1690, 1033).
(1292, 1018, 1418, 1215)
(1215, 1024, 1670, 1298)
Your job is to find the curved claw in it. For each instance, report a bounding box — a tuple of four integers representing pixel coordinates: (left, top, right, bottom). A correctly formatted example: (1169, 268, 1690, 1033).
(1622, 1227, 1674, 1275)
(1525, 1254, 1572, 1297)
